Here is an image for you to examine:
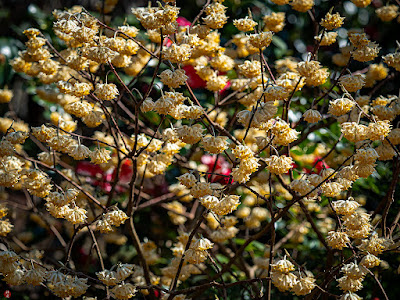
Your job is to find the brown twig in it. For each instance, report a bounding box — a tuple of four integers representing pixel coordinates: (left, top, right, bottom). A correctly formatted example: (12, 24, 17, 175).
(168, 207, 206, 298)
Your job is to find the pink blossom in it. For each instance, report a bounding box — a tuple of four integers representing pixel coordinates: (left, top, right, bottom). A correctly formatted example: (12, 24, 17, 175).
(201, 154, 232, 184)
(183, 65, 206, 89)
(176, 16, 191, 27)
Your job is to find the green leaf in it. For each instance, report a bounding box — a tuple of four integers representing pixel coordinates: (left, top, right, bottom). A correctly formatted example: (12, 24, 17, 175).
(272, 35, 287, 52)
(216, 254, 229, 264)
(291, 149, 303, 156)
(272, 35, 288, 58)
(305, 144, 318, 154)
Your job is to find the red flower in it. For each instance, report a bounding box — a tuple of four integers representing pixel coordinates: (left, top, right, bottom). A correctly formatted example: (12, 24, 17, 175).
(115, 159, 133, 184)
(182, 65, 207, 89)
(313, 156, 330, 174)
(176, 16, 191, 27)
(201, 154, 232, 185)
(76, 159, 133, 193)
(219, 79, 231, 95)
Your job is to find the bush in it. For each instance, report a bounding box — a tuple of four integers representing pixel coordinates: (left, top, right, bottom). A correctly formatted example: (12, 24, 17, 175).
(0, 0, 400, 299)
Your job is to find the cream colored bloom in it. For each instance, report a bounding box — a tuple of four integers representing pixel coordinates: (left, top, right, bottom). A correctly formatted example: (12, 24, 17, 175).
(328, 97, 354, 116)
(332, 198, 360, 215)
(326, 231, 350, 250)
(303, 109, 322, 123)
(95, 83, 119, 100)
(320, 12, 345, 30)
(111, 282, 136, 299)
(360, 253, 380, 268)
(233, 17, 257, 32)
(97, 270, 119, 286)
(65, 206, 87, 224)
(238, 60, 261, 78)
(0, 89, 13, 103)
(292, 274, 316, 296)
(265, 155, 293, 174)
(90, 148, 111, 164)
(248, 31, 273, 48)
(201, 136, 228, 154)
(68, 143, 91, 160)
(291, 0, 314, 12)
(271, 257, 295, 273)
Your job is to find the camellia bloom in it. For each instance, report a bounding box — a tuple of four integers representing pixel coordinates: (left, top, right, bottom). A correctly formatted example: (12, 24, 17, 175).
(201, 155, 232, 184)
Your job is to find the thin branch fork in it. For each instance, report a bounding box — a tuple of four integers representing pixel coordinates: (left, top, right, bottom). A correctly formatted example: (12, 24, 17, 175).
(108, 62, 139, 104)
(18, 154, 107, 210)
(209, 154, 354, 285)
(168, 207, 206, 299)
(126, 218, 155, 300)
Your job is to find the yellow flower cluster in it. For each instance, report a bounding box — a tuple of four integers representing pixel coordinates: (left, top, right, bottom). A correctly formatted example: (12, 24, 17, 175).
(320, 12, 345, 30)
(271, 256, 316, 295)
(0, 204, 13, 236)
(351, 0, 372, 8)
(291, 0, 314, 13)
(232, 145, 260, 183)
(265, 155, 293, 175)
(315, 31, 338, 46)
(297, 60, 329, 86)
(233, 17, 257, 32)
(376, 5, 399, 22)
(263, 12, 285, 32)
(1, 0, 399, 299)
(0, 89, 13, 103)
(349, 33, 381, 62)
